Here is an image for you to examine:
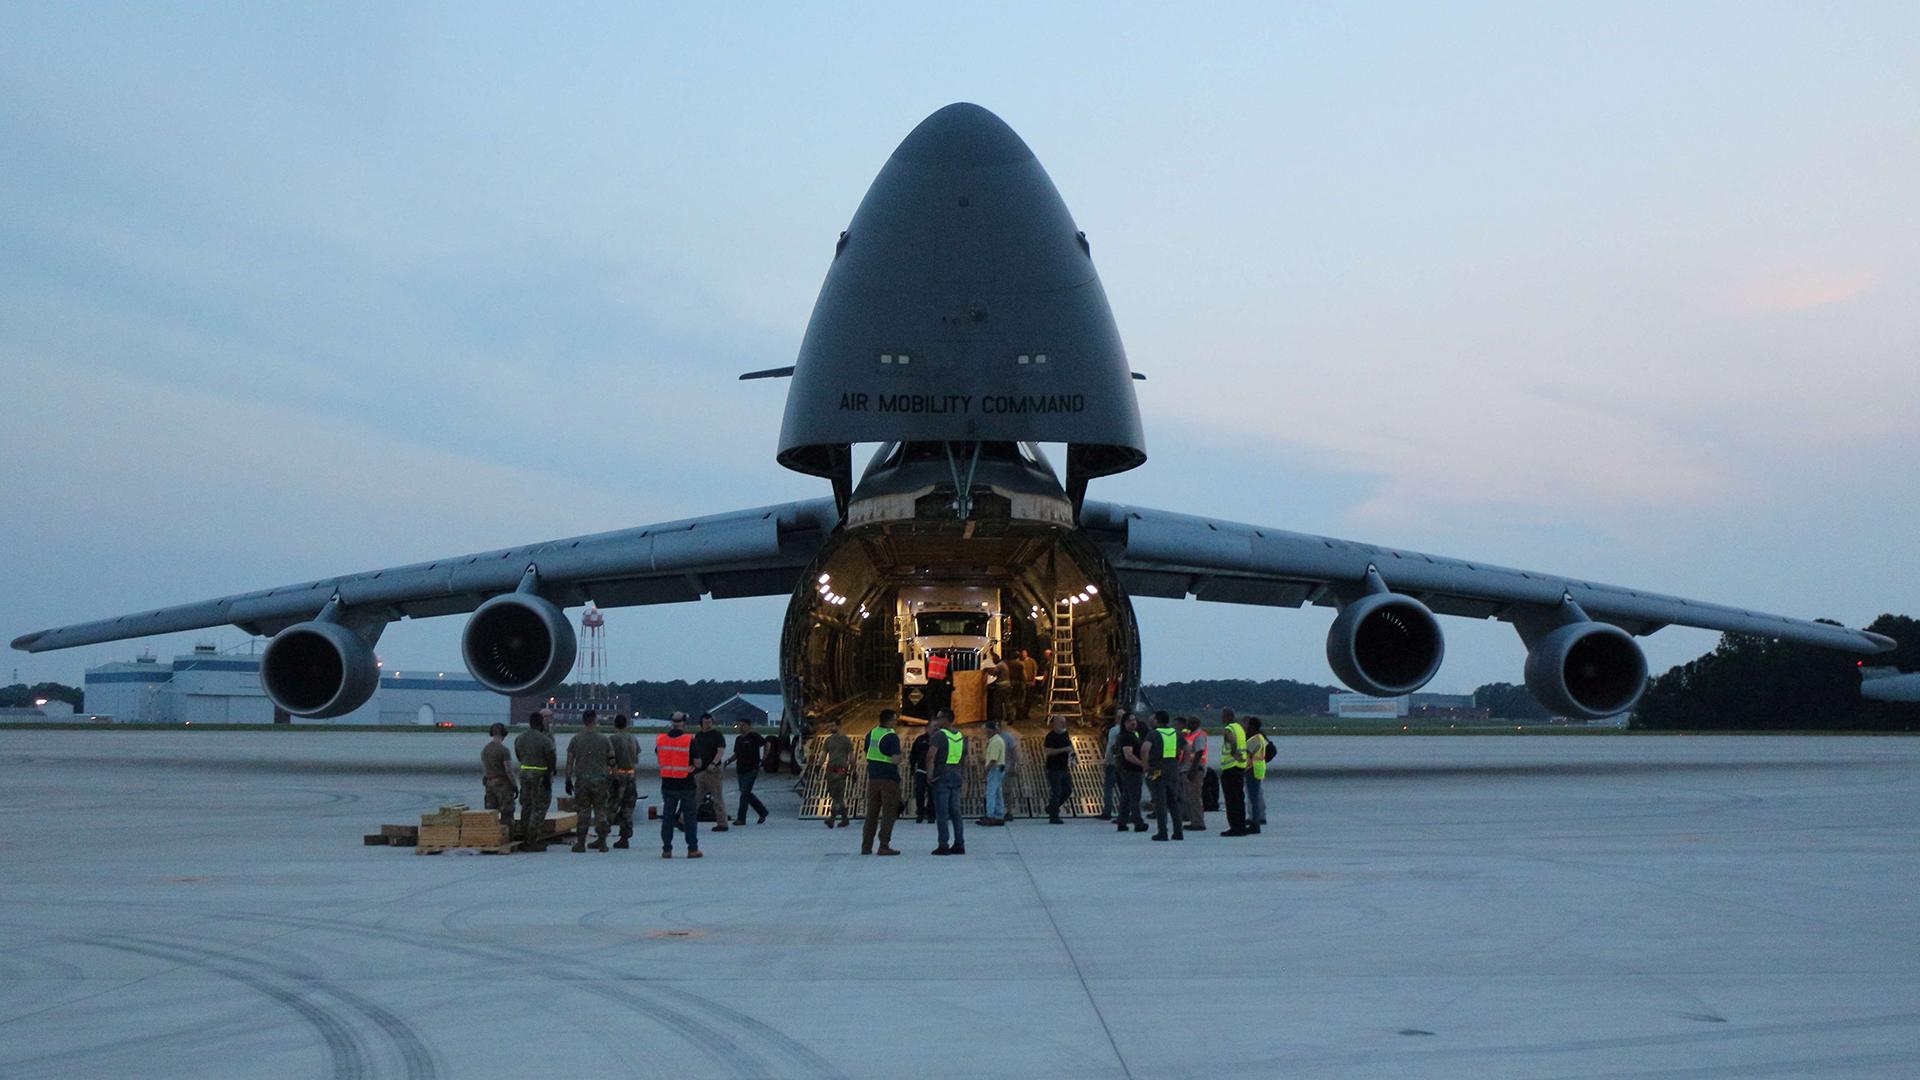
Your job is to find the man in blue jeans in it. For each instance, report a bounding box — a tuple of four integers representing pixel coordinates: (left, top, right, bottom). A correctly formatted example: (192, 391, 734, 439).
(1100, 709, 1124, 819)
(926, 709, 967, 855)
(979, 718, 1008, 825)
(655, 712, 703, 859)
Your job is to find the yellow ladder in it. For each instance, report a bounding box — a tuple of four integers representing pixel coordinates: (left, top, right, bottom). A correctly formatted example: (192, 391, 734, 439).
(1045, 599, 1082, 720)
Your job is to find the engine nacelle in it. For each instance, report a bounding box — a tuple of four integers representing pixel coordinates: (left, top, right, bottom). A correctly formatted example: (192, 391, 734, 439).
(461, 592, 577, 695)
(1326, 591, 1445, 697)
(261, 620, 381, 719)
(1523, 621, 1648, 720)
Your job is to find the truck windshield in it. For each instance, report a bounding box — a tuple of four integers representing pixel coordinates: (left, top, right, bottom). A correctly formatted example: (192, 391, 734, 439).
(917, 612, 989, 638)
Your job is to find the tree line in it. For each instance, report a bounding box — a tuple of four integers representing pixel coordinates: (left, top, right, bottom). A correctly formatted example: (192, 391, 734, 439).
(1632, 614, 1918, 731)
(0, 682, 84, 712)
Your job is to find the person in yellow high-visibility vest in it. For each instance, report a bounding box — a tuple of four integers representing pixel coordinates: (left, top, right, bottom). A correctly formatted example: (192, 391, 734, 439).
(925, 709, 967, 855)
(861, 710, 903, 856)
(1244, 717, 1268, 833)
(1218, 709, 1251, 837)
(1144, 711, 1186, 841)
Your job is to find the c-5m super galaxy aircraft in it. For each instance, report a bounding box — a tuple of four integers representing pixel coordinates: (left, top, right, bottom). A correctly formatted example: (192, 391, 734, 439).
(13, 103, 1894, 729)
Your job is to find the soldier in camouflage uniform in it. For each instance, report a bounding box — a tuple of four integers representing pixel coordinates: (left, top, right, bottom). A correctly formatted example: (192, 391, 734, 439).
(514, 709, 557, 851)
(566, 710, 614, 853)
(608, 712, 642, 848)
(481, 722, 517, 828)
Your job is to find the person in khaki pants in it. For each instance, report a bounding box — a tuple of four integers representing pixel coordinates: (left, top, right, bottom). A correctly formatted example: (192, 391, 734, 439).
(1182, 715, 1209, 832)
(821, 718, 855, 827)
(861, 710, 903, 855)
(691, 713, 730, 831)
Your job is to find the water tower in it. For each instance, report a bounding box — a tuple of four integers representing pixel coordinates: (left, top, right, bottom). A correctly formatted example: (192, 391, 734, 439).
(576, 605, 607, 698)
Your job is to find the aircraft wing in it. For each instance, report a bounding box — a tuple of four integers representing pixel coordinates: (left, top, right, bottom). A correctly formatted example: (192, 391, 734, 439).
(1079, 501, 1893, 655)
(11, 498, 840, 653)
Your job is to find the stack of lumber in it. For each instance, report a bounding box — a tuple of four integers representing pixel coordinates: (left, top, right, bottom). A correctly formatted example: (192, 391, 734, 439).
(458, 809, 511, 848)
(363, 824, 420, 846)
(417, 804, 472, 849)
(368, 804, 581, 853)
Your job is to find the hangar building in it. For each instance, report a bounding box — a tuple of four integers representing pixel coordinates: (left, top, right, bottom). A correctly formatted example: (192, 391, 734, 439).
(1327, 691, 1476, 719)
(85, 646, 507, 726)
(709, 693, 786, 730)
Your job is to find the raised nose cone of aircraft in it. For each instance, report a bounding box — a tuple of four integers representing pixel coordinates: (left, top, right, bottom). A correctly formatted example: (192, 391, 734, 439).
(778, 104, 1146, 489)
(889, 102, 1036, 167)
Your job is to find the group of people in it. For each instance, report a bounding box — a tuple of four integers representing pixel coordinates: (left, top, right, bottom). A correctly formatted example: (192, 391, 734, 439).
(838, 705, 1275, 856)
(478, 703, 1275, 859)
(1092, 707, 1272, 840)
(480, 707, 772, 857)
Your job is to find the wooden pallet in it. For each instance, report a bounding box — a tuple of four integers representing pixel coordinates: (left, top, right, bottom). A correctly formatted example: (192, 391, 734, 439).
(416, 841, 518, 855)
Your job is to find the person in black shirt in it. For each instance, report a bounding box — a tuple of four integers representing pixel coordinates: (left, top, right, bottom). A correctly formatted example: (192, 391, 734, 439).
(1042, 715, 1075, 824)
(727, 720, 770, 825)
(691, 713, 730, 831)
(1145, 710, 1186, 841)
(1115, 713, 1148, 832)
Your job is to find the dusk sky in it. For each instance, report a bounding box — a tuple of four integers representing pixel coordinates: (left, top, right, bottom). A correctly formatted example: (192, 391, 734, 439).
(3, 4, 1915, 693)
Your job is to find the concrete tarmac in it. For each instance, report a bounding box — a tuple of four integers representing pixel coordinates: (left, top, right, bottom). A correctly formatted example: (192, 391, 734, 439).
(1, 730, 1916, 1079)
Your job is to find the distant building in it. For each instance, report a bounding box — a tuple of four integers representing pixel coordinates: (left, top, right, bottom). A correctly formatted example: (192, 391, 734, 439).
(507, 691, 633, 726)
(1327, 691, 1477, 719)
(84, 646, 506, 725)
(708, 693, 785, 731)
(0, 700, 78, 722)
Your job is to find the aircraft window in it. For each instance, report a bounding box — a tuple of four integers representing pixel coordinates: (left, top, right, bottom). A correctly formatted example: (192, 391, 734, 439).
(1017, 354, 1030, 365)
(881, 354, 892, 364)
(917, 613, 990, 637)
(1035, 354, 1048, 364)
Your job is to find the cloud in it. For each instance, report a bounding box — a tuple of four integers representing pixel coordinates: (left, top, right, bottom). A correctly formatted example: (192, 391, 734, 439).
(1729, 268, 1882, 314)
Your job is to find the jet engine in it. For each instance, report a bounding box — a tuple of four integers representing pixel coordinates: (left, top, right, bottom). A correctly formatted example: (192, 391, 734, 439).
(1523, 621, 1647, 719)
(261, 619, 381, 719)
(461, 592, 576, 695)
(1326, 591, 1445, 697)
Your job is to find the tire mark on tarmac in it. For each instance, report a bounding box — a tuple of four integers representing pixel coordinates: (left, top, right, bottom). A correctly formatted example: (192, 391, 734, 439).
(231, 910, 845, 1080)
(91, 932, 441, 1080)
(78, 933, 375, 1080)
(1253, 1009, 1920, 1073)
(0, 981, 276, 1076)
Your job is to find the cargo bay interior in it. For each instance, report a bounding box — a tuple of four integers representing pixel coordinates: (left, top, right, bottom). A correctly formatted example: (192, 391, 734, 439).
(777, 441, 1140, 818)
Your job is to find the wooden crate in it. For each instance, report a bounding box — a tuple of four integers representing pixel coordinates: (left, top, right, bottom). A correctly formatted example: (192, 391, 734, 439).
(542, 811, 579, 837)
(418, 825, 463, 848)
(462, 823, 510, 847)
